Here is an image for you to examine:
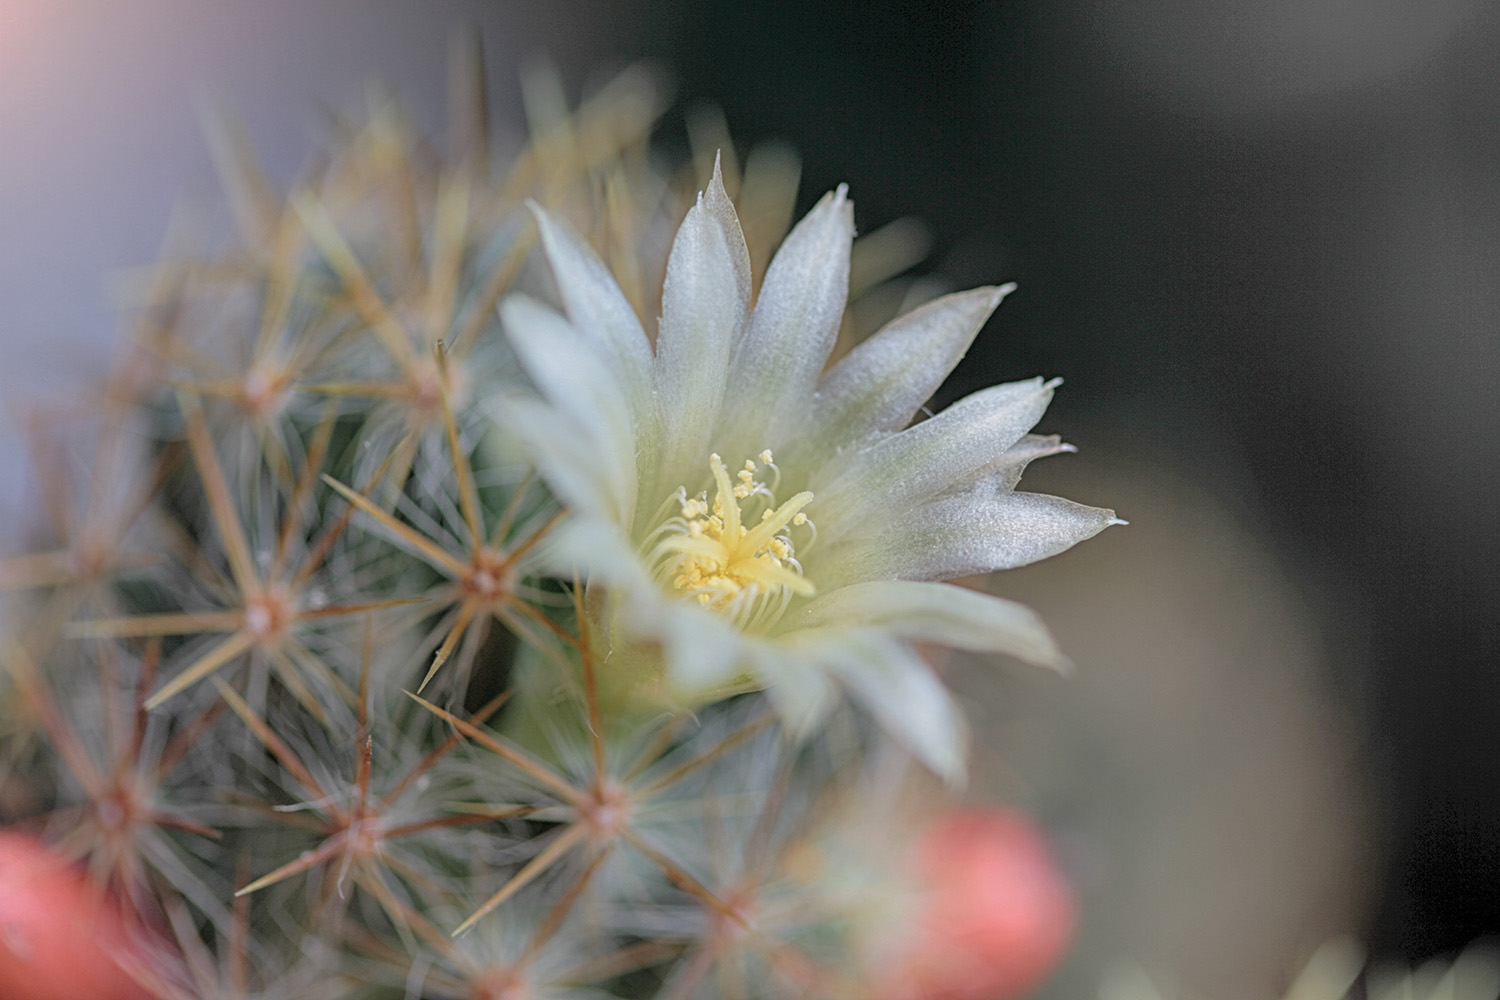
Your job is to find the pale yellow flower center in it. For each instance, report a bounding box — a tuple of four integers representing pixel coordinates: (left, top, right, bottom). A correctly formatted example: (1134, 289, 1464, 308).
(644, 451, 816, 631)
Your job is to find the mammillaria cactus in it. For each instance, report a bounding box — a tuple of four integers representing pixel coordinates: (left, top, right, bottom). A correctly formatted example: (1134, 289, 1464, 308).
(0, 48, 1116, 999)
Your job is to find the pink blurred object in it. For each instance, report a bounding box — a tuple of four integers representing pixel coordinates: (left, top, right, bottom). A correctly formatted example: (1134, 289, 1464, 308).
(0, 830, 163, 1000)
(880, 809, 1077, 1000)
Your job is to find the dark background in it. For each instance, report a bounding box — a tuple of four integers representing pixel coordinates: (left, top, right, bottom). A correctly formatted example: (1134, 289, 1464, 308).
(2, 0, 1497, 986)
(646, 0, 1500, 963)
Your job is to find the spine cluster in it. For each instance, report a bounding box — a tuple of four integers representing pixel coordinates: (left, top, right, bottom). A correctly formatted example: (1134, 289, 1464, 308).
(0, 55, 984, 1000)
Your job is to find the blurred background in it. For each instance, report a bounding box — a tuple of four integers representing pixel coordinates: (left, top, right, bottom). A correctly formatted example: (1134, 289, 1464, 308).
(2, 1, 1497, 995)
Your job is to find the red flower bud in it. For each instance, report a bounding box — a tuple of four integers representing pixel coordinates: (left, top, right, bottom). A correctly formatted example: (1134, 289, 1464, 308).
(0, 830, 163, 1000)
(879, 809, 1077, 1000)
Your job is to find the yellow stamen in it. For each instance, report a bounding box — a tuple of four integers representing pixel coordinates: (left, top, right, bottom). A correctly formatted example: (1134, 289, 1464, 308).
(643, 451, 815, 631)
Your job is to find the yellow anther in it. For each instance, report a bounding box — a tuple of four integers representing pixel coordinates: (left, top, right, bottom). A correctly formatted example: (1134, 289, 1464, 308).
(759, 450, 774, 464)
(792, 512, 807, 526)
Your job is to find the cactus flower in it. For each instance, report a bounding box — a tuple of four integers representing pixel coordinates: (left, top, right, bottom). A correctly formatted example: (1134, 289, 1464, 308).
(500, 160, 1121, 779)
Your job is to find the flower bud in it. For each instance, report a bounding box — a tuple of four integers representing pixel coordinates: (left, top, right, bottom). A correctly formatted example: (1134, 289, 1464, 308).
(878, 809, 1077, 1000)
(0, 830, 163, 1000)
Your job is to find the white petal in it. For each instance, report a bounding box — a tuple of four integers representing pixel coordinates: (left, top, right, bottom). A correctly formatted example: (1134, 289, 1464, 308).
(544, 519, 746, 696)
(782, 628, 968, 783)
(538, 517, 650, 590)
(497, 401, 620, 524)
(820, 490, 1123, 586)
(661, 603, 743, 694)
(653, 157, 752, 493)
(812, 377, 1058, 543)
(720, 186, 854, 454)
(957, 433, 1076, 495)
(500, 296, 637, 523)
(748, 643, 838, 740)
(800, 285, 1013, 462)
(793, 580, 1067, 670)
(530, 203, 656, 439)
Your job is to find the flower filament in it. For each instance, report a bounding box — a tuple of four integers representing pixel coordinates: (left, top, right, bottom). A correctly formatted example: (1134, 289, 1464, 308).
(644, 451, 815, 631)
